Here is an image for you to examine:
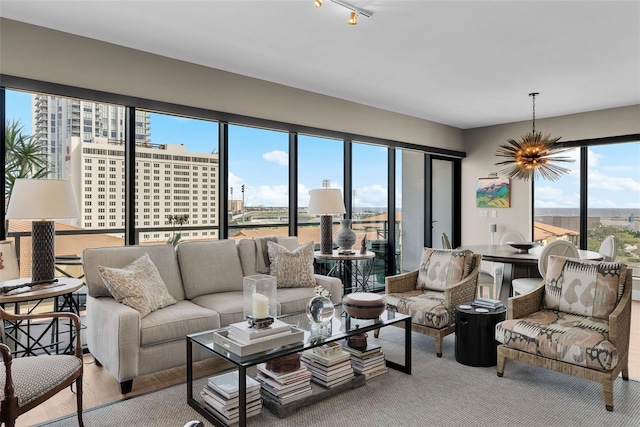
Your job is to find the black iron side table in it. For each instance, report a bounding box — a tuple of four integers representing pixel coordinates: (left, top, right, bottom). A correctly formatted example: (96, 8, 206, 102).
(454, 304, 507, 367)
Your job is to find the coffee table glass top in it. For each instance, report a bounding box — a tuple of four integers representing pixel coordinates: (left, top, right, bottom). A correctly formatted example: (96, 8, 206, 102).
(188, 304, 408, 366)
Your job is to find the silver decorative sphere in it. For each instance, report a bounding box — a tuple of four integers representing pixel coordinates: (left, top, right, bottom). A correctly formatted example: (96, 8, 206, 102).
(306, 296, 334, 325)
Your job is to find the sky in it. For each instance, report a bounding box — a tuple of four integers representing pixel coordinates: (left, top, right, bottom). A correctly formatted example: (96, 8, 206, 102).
(5, 90, 640, 210)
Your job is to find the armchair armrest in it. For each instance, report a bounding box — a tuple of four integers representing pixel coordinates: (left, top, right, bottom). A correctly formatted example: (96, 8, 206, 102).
(608, 270, 632, 358)
(0, 308, 83, 358)
(507, 282, 545, 320)
(385, 270, 419, 294)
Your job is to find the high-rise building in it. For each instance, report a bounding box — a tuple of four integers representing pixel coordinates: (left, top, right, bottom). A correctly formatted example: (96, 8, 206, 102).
(32, 95, 150, 179)
(68, 136, 219, 242)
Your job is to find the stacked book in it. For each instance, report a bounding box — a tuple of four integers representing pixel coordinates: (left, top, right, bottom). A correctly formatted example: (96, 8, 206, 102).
(342, 343, 388, 380)
(300, 348, 354, 388)
(200, 371, 262, 425)
(472, 298, 504, 310)
(255, 362, 313, 405)
(227, 318, 293, 344)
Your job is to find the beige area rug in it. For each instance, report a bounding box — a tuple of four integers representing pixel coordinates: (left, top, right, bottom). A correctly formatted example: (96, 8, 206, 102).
(39, 328, 640, 427)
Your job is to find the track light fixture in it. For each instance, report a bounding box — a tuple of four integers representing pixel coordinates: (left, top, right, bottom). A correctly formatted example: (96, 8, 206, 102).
(348, 10, 358, 25)
(314, 0, 372, 24)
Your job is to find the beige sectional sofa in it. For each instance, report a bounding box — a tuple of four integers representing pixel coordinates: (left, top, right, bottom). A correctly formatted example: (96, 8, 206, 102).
(82, 237, 341, 394)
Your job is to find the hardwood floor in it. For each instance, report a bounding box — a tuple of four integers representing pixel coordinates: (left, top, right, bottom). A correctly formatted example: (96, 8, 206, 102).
(13, 300, 640, 427)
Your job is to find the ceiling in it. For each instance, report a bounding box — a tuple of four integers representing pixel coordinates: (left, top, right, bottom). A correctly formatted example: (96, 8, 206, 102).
(1, 0, 639, 129)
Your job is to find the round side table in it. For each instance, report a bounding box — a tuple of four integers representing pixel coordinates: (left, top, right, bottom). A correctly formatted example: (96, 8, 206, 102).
(454, 304, 506, 367)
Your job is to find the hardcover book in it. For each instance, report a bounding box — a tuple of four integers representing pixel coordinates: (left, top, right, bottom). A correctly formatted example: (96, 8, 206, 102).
(207, 371, 261, 399)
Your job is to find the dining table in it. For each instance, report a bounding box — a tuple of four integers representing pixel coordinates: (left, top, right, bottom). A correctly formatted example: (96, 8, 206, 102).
(457, 244, 603, 306)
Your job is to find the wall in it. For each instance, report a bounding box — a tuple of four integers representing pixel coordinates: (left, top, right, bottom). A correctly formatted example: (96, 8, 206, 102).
(0, 18, 463, 151)
(461, 105, 640, 245)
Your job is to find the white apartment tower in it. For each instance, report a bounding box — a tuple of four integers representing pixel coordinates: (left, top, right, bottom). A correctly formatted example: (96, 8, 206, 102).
(32, 95, 150, 179)
(68, 137, 219, 243)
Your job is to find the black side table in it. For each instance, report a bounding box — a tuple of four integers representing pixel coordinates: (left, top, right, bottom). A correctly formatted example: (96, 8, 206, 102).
(455, 304, 507, 367)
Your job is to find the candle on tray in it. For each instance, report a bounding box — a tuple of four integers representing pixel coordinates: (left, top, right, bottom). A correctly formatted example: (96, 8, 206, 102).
(252, 293, 269, 319)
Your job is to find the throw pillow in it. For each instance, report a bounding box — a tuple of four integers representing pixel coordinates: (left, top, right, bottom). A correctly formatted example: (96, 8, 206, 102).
(416, 248, 473, 291)
(544, 255, 627, 320)
(267, 241, 316, 288)
(98, 253, 177, 317)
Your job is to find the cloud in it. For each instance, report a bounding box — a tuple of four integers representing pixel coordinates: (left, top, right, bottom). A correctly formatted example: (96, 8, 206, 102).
(263, 150, 288, 166)
(534, 185, 580, 208)
(354, 184, 387, 207)
(245, 184, 289, 207)
(588, 170, 640, 192)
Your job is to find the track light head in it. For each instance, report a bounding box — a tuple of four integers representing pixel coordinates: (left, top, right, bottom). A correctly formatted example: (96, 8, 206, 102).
(348, 10, 358, 25)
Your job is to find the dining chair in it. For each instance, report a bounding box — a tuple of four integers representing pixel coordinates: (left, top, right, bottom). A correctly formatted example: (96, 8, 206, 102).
(598, 235, 617, 262)
(511, 240, 579, 296)
(477, 230, 525, 299)
(499, 231, 526, 245)
(441, 233, 452, 249)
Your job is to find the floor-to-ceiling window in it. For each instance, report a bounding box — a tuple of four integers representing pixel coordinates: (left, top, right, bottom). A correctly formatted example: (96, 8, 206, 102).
(139, 112, 219, 244)
(297, 134, 344, 247)
(227, 124, 289, 238)
(352, 141, 389, 290)
(534, 142, 640, 277)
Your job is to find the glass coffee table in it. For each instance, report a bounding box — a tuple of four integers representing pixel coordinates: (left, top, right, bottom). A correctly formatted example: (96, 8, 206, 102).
(187, 305, 411, 426)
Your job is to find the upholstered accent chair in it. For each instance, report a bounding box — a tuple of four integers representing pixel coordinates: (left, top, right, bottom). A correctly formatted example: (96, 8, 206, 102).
(376, 248, 481, 357)
(1, 307, 84, 427)
(495, 255, 632, 411)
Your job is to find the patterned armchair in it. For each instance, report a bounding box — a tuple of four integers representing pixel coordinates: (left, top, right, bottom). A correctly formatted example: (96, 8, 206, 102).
(1, 307, 84, 427)
(376, 249, 480, 357)
(495, 255, 632, 411)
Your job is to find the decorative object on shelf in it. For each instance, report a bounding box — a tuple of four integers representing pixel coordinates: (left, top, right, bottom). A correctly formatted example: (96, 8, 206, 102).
(266, 353, 301, 373)
(347, 326, 368, 350)
(308, 187, 346, 254)
(360, 235, 368, 254)
(342, 292, 385, 319)
(6, 179, 79, 283)
(243, 274, 277, 328)
(495, 92, 574, 181)
(314, 0, 373, 25)
(334, 219, 357, 252)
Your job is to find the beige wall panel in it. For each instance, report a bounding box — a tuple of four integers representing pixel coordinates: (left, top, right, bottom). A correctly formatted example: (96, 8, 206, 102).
(0, 18, 462, 150)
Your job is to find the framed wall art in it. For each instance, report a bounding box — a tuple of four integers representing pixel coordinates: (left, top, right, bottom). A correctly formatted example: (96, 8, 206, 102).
(476, 177, 510, 208)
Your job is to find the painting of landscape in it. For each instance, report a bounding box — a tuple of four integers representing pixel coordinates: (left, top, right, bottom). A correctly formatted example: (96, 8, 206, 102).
(476, 178, 510, 208)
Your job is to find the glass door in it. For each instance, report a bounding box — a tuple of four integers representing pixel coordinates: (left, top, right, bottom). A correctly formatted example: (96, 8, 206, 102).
(431, 158, 455, 249)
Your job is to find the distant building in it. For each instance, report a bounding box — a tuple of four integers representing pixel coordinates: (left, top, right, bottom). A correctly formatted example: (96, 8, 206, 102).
(68, 137, 219, 242)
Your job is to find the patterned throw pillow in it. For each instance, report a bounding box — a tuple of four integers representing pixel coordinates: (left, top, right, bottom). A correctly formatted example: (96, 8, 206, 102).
(267, 241, 316, 288)
(544, 255, 627, 320)
(98, 253, 177, 317)
(416, 248, 473, 291)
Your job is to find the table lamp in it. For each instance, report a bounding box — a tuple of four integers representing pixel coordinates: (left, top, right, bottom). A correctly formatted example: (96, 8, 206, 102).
(6, 179, 80, 284)
(308, 188, 346, 254)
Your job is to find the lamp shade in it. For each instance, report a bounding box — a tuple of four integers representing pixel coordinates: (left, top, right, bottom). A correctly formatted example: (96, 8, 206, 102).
(7, 179, 80, 220)
(308, 188, 346, 215)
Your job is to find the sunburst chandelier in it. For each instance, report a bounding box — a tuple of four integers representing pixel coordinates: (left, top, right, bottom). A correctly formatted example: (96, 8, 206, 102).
(495, 93, 574, 181)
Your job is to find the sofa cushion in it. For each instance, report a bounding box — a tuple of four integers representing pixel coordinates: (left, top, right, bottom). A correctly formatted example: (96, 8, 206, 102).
(83, 244, 185, 300)
(384, 290, 450, 329)
(177, 240, 245, 299)
(98, 253, 177, 318)
(416, 248, 473, 291)
(495, 309, 618, 371)
(139, 300, 220, 347)
(267, 241, 316, 288)
(238, 236, 301, 277)
(191, 291, 245, 327)
(544, 256, 627, 320)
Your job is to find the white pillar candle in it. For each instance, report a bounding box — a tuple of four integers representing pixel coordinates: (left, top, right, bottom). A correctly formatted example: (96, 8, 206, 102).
(252, 293, 269, 319)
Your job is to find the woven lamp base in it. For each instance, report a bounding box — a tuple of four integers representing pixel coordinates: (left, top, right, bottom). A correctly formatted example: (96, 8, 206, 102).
(31, 220, 56, 283)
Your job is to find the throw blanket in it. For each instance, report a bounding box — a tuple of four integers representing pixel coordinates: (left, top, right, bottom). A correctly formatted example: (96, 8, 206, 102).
(255, 236, 278, 273)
